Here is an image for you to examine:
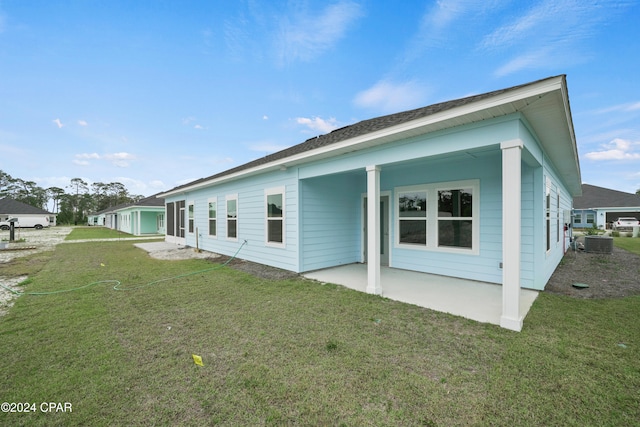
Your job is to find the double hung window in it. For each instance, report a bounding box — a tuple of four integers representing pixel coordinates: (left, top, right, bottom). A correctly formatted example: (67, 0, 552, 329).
(226, 195, 238, 240)
(188, 203, 194, 234)
(396, 180, 479, 254)
(266, 188, 285, 246)
(398, 190, 427, 245)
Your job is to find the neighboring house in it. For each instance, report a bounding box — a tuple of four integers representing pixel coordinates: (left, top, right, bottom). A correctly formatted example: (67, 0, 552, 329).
(87, 212, 106, 226)
(158, 75, 581, 331)
(99, 195, 166, 236)
(573, 184, 640, 229)
(0, 197, 57, 227)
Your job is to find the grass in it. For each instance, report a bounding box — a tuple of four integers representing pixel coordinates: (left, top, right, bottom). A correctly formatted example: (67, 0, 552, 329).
(613, 236, 640, 255)
(64, 226, 160, 240)
(0, 241, 639, 426)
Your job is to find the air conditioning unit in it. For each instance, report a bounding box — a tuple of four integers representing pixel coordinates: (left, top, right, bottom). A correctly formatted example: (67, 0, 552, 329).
(584, 236, 613, 254)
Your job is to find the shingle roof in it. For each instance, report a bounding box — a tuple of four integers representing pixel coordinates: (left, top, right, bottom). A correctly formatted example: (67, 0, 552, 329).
(573, 184, 640, 209)
(162, 75, 565, 195)
(0, 198, 52, 215)
(94, 194, 165, 214)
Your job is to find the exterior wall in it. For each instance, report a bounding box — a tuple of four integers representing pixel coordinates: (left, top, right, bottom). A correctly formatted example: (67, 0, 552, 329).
(383, 152, 504, 284)
(300, 172, 365, 271)
(160, 114, 575, 291)
(538, 155, 573, 289)
(572, 209, 597, 229)
(171, 169, 300, 272)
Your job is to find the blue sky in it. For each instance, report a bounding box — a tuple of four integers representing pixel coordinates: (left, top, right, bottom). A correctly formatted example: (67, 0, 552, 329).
(1, 0, 639, 196)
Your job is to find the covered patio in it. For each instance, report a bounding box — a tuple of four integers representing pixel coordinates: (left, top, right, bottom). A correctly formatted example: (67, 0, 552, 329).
(304, 264, 539, 328)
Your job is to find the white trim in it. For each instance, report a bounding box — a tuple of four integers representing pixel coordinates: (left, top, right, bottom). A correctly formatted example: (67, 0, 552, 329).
(265, 186, 286, 248)
(500, 142, 523, 331)
(394, 179, 480, 255)
(225, 194, 238, 242)
(366, 165, 381, 295)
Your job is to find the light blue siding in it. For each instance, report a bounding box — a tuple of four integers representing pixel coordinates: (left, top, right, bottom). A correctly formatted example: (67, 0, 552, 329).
(384, 151, 504, 284)
(169, 169, 300, 272)
(162, 113, 575, 291)
(300, 172, 364, 271)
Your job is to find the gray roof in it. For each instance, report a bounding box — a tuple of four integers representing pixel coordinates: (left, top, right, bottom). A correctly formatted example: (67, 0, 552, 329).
(0, 198, 52, 215)
(162, 75, 567, 195)
(573, 184, 640, 209)
(94, 194, 165, 215)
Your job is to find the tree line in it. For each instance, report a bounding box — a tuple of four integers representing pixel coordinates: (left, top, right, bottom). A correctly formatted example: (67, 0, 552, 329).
(0, 170, 144, 225)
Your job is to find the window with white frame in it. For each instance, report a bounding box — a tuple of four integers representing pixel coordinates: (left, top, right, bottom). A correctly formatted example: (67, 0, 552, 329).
(397, 189, 427, 245)
(208, 199, 217, 237)
(574, 213, 582, 224)
(226, 195, 238, 240)
(266, 188, 285, 245)
(586, 213, 595, 224)
(396, 180, 479, 253)
(188, 203, 194, 233)
(546, 178, 551, 252)
(556, 189, 561, 243)
(437, 187, 473, 249)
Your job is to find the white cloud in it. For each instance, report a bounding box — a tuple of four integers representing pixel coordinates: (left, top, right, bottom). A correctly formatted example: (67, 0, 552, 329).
(295, 117, 340, 134)
(77, 120, 88, 127)
(52, 118, 64, 128)
(104, 152, 136, 167)
(584, 138, 640, 161)
(593, 101, 640, 114)
(494, 48, 551, 77)
(73, 152, 136, 167)
(276, 1, 362, 64)
(480, 0, 625, 76)
(263, 115, 269, 120)
(353, 80, 428, 113)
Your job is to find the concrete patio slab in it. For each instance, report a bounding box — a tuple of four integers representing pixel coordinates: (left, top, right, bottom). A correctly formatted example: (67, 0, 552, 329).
(304, 264, 539, 327)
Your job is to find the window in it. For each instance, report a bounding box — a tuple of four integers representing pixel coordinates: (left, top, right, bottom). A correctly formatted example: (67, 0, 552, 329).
(398, 190, 427, 245)
(574, 213, 582, 224)
(226, 195, 237, 240)
(208, 199, 217, 237)
(556, 190, 561, 243)
(188, 203, 194, 233)
(157, 213, 164, 230)
(438, 188, 473, 249)
(266, 188, 285, 245)
(586, 213, 595, 224)
(396, 180, 479, 254)
(546, 178, 551, 252)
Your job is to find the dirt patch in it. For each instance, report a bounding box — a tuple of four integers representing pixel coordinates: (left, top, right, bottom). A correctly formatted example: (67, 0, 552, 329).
(545, 236, 640, 299)
(225, 258, 299, 280)
(0, 227, 73, 263)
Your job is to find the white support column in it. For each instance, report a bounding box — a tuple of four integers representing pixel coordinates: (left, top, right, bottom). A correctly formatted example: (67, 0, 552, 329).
(501, 140, 524, 331)
(366, 165, 382, 295)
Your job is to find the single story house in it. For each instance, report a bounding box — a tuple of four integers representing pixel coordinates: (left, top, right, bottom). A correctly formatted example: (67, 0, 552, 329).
(158, 75, 581, 331)
(97, 194, 165, 236)
(0, 197, 57, 227)
(573, 184, 640, 229)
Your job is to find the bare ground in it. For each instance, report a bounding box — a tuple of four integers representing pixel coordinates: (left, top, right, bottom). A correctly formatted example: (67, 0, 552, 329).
(545, 236, 640, 299)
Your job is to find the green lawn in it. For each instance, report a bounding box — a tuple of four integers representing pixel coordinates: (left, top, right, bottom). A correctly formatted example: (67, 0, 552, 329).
(613, 236, 640, 255)
(64, 226, 160, 240)
(0, 241, 638, 426)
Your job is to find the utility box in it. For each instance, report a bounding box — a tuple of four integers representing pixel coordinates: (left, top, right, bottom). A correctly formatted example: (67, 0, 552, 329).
(584, 236, 613, 254)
